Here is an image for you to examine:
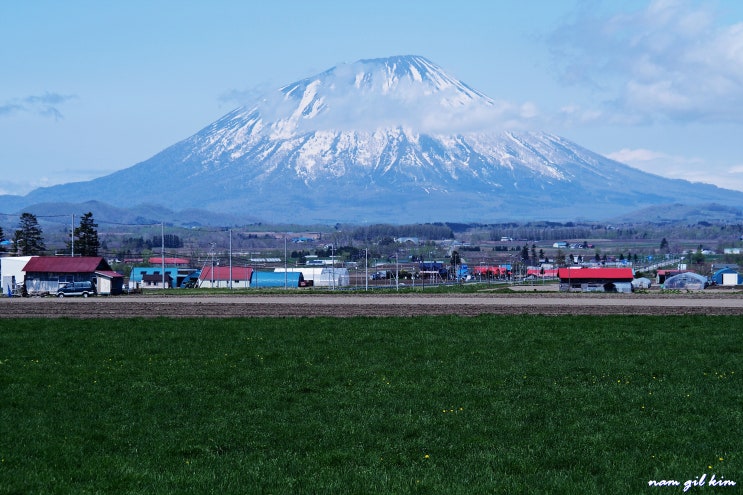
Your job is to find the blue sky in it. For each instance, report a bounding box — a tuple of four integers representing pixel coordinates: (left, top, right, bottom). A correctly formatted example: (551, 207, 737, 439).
(2, 0, 743, 195)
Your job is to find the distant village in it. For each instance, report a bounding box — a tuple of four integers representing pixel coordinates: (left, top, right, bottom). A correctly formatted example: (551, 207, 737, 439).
(2, 212, 743, 297)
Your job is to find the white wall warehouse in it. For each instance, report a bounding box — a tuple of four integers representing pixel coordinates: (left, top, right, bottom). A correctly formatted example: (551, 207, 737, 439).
(0, 256, 34, 294)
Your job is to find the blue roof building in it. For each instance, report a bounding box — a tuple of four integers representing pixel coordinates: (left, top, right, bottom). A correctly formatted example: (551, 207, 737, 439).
(711, 268, 742, 286)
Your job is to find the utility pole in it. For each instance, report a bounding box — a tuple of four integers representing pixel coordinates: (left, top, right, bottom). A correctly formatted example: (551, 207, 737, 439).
(209, 242, 216, 287)
(161, 222, 165, 289)
(284, 234, 288, 289)
(395, 253, 399, 291)
(331, 244, 335, 291)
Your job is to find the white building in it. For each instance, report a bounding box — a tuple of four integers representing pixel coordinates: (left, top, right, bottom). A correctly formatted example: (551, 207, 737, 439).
(1, 256, 34, 295)
(275, 267, 350, 287)
(275, 267, 325, 283)
(314, 267, 350, 287)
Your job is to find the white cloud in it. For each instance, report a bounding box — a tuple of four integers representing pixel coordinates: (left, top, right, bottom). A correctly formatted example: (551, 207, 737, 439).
(607, 147, 743, 191)
(0, 167, 117, 196)
(549, 0, 743, 124)
(606, 148, 668, 162)
(246, 60, 542, 136)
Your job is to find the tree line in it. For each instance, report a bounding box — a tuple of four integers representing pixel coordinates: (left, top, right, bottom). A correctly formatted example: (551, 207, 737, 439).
(1, 212, 100, 256)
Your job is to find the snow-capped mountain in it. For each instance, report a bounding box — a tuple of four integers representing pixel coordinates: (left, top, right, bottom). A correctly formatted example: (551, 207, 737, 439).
(5, 55, 743, 223)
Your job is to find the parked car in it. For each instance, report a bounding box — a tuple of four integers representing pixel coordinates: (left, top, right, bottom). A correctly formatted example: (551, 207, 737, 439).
(57, 281, 96, 298)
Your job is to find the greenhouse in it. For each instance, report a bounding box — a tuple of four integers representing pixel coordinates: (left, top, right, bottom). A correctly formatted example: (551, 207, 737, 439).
(313, 268, 350, 287)
(662, 272, 708, 290)
(631, 277, 652, 289)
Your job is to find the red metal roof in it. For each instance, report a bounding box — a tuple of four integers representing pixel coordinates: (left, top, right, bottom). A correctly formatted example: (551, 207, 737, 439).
(149, 257, 190, 265)
(558, 267, 634, 281)
(199, 265, 253, 281)
(23, 256, 111, 273)
(472, 266, 511, 275)
(527, 268, 559, 277)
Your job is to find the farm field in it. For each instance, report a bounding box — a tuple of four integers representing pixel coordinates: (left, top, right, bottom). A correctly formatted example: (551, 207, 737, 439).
(1, 315, 740, 494)
(2, 291, 743, 318)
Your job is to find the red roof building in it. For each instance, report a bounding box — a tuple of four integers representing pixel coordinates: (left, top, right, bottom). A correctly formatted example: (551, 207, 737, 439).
(558, 267, 634, 293)
(199, 265, 253, 288)
(22, 256, 123, 295)
(149, 257, 191, 266)
(23, 256, 112, 274)
(527, 268, 559, 278)
(471, 265, 511, 278)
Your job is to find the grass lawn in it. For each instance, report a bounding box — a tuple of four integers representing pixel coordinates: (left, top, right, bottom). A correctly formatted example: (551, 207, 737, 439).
(1, 316, 740, 494)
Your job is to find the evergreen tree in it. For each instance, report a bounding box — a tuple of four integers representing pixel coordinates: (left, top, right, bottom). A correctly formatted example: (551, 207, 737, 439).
(520, 245, 529, 262)
(73, 212, 100, 256)
(14, 213, 46, 255)
(0, 225, 4, 252)
(691, 245, 705, 265)
(555, 249, 566, 266)
(450, 250, 461, 267)
(450, 250, 461, 279)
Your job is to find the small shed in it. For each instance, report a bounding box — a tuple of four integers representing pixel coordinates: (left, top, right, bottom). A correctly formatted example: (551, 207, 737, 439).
(141, 273, 173, 289)
(129, 267, 180, 290)
(558, 267, 634, 293)
(95, 270, 124, 296)
(95, 270, 125, 295)
(711, 268, 742, 286)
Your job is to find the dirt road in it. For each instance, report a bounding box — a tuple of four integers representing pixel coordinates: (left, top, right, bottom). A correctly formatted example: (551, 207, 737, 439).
(2, 292, 742, 318)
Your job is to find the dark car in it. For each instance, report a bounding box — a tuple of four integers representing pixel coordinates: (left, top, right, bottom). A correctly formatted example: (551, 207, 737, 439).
(57, 281, 96, 298)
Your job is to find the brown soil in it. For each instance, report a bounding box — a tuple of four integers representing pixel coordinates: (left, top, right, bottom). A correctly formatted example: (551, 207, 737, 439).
(2, 292, 742, 318)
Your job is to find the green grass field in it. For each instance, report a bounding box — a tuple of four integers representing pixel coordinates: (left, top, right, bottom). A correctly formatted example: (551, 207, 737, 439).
(1, 316, 740, 494)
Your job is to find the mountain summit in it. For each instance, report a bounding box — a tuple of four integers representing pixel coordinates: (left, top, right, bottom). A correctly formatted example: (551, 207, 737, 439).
(256, 54, 496, 136)
(7, 55, 743, 223)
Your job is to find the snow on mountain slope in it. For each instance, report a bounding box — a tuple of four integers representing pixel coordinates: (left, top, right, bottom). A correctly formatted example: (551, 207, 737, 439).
(12, 55, 743, 223)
